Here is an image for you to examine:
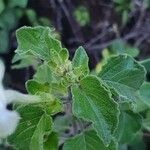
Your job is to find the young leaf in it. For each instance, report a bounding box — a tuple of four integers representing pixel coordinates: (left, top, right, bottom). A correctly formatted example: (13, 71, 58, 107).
(63, 130, 118, 150)
(39, 93, 63, 115)
(26, 80, 50, 95)
(59, 48, 69, 63)
(71, 75, 119, 145)
(15, 26, 62, 61)
(72, 46, 89, 76)
(25, 80, 63, 115)
(98, 55, 145, 102)
(33, 63, 52, 84)
(8, 105, 52, 150)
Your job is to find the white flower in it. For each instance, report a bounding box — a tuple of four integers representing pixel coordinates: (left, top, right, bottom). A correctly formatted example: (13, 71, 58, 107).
(0, 60, 40, 138)
(0, 108, 20, 138)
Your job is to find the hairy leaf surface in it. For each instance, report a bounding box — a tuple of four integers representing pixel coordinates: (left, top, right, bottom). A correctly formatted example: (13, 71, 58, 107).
(99, 55, 145, 102)
(33, 63, 52, 84)
(139, 82, 150, 107)
(63, 130, 118, 150)
(16, 26, 62, 60)
(72, 46, 89, 76)
(114, 111, 141, 144)
(8, 105, 52, 150)
(71, 75, 119, 145)
(26, 80, 50, 95)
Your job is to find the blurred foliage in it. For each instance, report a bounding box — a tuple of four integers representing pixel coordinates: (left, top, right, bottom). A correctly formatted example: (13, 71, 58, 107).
(0, 0, 60, 54)
(114, 0, 150, 25)
(25, 9, 60, 39)
(73, 6, 90, 27)
(144, 0, 150, 8)
(114, 0, 132, 25)
(0, 0, 28, 53)
(25, 9, 51, 27)
(109, 39, 139, 57)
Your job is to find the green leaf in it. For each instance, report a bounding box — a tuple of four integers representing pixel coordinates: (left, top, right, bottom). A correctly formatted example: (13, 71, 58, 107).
(26, 80, 50, 95)
(63, 130, 118, 150)
(128, 134, 146, 150)
(0, 9, 17, 30)
(139, 82, 150, 107)
(114, 111, 142, 144)
(8, 105, 52, 150)
(12, 53, 39, 69)
(72, 46, 89, 76)
(71, 75, 119, 145)
(15, 26, 62, 61)
(59, 48, 69, 63)
(50, 82, 68, 96)
(33, 63, 52, 84)
(44, 132, 58, 150)
(39, 93, 63, 115)
(98, 55, 145, 102)
(125, 48, 139, 58)
(141, 58, 150, 73)
(143, 110, 150, 131)
(134, 96, 148, 113)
